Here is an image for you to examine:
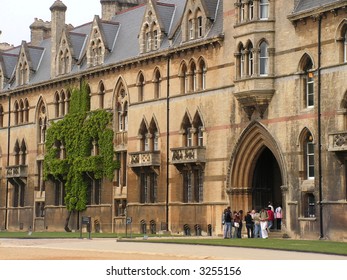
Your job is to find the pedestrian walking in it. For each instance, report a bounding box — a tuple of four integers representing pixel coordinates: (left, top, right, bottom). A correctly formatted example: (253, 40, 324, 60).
(259, 208, 269, 239)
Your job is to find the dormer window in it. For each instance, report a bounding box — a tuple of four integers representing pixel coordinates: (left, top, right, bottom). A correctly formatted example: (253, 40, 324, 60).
(91, 39, 103, 66)
(59, 49, 70, 75)
(183, 2, 209, 42)
(197, 16, 203, 38)
(57, 39, 72, 75)
(17, 45, 31, 86)
(141, 23, 161, 53)
(87, 28, 105, 67)
(140, 7, 163, 54)
(187, 9, 205, 40)
(18, 61, 29, 86)
(145, 27, 151, 52)
(153, 30, 158, 50)
(189, 16, 194, 39)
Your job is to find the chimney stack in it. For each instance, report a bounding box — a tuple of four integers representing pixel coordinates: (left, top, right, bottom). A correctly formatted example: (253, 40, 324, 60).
(30, 18, 51, 47)
(100, 0, 145, 21)
(50, 0, 67, 78)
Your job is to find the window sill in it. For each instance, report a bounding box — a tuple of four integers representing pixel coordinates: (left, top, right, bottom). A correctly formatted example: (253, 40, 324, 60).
(298, 217, 317, 221)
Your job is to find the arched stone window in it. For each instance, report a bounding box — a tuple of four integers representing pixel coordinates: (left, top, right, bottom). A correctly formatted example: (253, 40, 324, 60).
(98, 81, 105, 109)
(189, 61, 197, 92)
(153, 68, 161, 99)
(149, 118, 159, 151)
(137, 72, 145, 102)
(139, 119, 149, 152)
(88, 28, 105, 67)
(19, 99, 24, 124)
(188, 10, 194, 40)
(139, 9, 162, 54)
(20, 139, 27, 165)
(180, 63, 188, 94)
(14, 101, 19, 125)
(259, 0, 269, 20)
(181, 113, 192, 147)
(24, 99, 29, 123)
(17, 58, 29, 86)
(192, 112, 204, 147)
(335, 20, 347, 63)
(137, 118, 158, 205)
(114, 81, 129, 133)
(198, 58, 207, 90)
(259, 41, 269, 76)
(60, 91, 66, 117)
(196, 9, 203, 38)
(37, 101, 47, 144)
(299, 128, 315, 180)
(299, 54, 314, 108)
(247, 43, 254, 76)
(54, 91, 60, 118)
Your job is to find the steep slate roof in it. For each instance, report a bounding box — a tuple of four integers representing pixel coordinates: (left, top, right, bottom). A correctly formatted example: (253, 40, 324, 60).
(155, 1, 176, 34)
(201, 0, 219, 20)
(69, 32, 88, 60)
(27, 40, 51, 84)
(1, 53, 18, 79)
(104, 4, 145, 64)
(100, 21, 120, 51)
(293, 0, 347, 15)
(27, 46, 45, 71)
(159, 0, 187, 39)
(0, 0, 224, 91)
(209, 0, 223, 38)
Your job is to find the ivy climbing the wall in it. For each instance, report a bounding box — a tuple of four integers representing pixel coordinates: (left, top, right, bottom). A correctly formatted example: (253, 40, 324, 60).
(44, 82, 119, 231)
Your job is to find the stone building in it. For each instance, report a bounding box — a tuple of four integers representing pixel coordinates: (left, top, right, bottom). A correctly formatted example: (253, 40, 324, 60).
(0, 0, 346, 241)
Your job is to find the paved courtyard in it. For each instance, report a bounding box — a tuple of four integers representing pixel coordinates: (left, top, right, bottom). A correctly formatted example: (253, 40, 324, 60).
(1, 238, 346, 260)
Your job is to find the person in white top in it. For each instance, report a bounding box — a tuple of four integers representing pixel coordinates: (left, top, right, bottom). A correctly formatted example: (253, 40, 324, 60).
(275, 205, 282, 230)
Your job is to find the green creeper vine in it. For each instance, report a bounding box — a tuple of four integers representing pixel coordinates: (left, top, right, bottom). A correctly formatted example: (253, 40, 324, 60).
(44, 82, 119, 216)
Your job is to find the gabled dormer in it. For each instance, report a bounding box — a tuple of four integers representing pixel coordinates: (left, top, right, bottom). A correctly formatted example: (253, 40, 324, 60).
(139, 0, 165, 53)
(16, 41, 32, 86)
(182, 0, 218, 42)
(86, 16, 108, 67)
(56, 30, 74, 76)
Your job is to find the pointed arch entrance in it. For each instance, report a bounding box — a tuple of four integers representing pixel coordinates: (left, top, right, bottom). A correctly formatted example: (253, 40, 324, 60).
(227, 122, 286, 212)
(252, 147, 282, 210)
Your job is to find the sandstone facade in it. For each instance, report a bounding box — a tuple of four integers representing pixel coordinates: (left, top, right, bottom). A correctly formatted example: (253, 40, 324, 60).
(0, 0, 346, 241)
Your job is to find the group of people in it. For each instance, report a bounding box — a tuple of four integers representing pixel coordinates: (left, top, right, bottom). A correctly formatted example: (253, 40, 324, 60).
(222, 202, 283, 239)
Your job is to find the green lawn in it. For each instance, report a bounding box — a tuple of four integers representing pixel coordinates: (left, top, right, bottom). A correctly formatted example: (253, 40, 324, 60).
(1, 231, 346, 256)
(131, 238, 347, 256)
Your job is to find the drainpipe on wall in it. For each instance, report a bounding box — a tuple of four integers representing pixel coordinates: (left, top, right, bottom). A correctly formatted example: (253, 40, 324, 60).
(165, 54, 171, 232)
(317, 15, 324, 239)
(5, 93, 11, 230)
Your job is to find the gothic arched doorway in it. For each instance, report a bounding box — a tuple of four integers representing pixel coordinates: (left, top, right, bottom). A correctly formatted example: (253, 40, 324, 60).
(227, 121, 286, 213)
(252, 147, 282, 211)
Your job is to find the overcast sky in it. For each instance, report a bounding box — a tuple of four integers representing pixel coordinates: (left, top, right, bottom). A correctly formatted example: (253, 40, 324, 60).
(0, 0, 101, 47)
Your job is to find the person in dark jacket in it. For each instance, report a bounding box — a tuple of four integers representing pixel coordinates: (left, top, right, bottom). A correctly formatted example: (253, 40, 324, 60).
(245, 211, 254, 238)
(223, 207, 232, 238)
